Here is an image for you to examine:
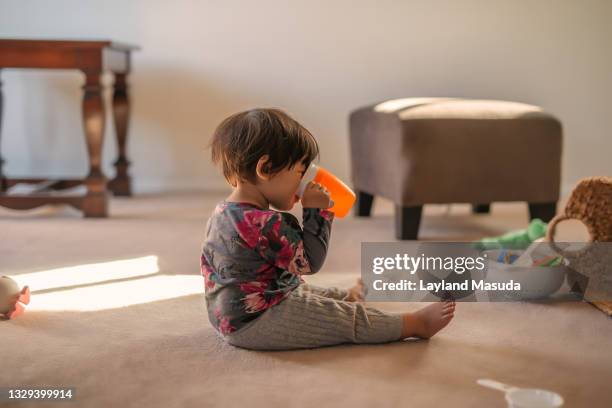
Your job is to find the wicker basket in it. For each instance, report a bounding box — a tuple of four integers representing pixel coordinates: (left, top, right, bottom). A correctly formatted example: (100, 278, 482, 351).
(547, 176, 612, 245)
(546, 176, 612, 314)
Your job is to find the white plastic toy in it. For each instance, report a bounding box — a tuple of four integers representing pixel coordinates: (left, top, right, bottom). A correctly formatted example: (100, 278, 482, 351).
(0, 276, 30, 320)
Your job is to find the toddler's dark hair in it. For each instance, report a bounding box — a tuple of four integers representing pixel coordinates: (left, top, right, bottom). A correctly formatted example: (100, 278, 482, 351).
(209, 108, 319, 186)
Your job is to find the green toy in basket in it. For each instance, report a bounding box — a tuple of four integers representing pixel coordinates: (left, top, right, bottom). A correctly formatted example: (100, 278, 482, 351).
(473, 218, 547, 250)
(0, 276, 30, 320)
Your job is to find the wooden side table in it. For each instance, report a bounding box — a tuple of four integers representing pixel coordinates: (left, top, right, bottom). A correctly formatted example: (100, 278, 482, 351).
(0, 39, 140, 217)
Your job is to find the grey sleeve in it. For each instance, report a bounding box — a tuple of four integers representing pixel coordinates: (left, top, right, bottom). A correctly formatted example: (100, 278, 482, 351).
(302, 208, 335, 274)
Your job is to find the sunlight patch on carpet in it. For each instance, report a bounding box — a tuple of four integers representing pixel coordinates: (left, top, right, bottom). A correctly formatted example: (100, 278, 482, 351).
(7, 256, 203, 311)
(11, 256, 160, 291)
(25, 275, 203, 311)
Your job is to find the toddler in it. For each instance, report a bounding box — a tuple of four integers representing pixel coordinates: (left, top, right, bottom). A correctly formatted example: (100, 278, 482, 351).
(201, 108, 455, 350)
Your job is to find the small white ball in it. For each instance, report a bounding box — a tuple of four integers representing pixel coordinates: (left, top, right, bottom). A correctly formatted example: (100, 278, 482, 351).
(0, 276, 21, 314)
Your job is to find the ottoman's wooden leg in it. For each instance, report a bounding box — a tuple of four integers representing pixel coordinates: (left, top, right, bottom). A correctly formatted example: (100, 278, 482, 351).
(355, 190, 374, 217)
(395, 205, 422, 240)
(81, 70, 108, 218)
(472, 203, 491, 214)
(528, 202, 557, 223)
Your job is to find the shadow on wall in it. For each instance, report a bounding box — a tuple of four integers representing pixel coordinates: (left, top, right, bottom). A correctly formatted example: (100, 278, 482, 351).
(129, 64, 270, 187)
(128, 63, 361, 188)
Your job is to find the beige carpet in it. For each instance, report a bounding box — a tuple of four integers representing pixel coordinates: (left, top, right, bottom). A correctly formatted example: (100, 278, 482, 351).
(1, 192, 611, 407)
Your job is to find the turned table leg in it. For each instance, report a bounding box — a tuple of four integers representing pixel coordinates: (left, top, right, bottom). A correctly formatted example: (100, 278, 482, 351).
(81, 70, 108, 217)
(108, 72, 132, 196)
(0, 70, 6, 192)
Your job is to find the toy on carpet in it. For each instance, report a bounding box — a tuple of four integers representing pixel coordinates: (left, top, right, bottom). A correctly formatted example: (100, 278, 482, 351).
(473, 218, 547, 250)
(495, 239, 564, 267)
(0, 276, 30, 320)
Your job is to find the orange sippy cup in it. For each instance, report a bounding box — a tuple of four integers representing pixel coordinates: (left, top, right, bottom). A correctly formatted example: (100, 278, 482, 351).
(296, 163, 356, 218)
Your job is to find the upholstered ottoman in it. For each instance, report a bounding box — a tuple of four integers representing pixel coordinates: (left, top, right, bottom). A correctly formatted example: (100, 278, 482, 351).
(349, 98, 563, 239)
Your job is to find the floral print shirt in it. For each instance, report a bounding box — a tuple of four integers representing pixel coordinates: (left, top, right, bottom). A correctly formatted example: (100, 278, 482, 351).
(200, 200, 334, 335)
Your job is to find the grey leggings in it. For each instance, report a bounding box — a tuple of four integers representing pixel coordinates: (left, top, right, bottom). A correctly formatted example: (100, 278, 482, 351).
(222, 283, 404, 350)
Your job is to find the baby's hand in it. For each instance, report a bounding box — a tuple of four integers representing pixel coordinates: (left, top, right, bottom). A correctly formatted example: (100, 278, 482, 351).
(301, 182, 334, 209)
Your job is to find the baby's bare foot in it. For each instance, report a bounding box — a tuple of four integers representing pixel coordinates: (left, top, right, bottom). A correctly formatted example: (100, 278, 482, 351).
(345, 278, 365, 302)
(401, 300, 455, 339)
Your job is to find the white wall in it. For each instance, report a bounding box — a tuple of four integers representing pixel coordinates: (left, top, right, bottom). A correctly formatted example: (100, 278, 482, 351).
(1, 0, 610, 194)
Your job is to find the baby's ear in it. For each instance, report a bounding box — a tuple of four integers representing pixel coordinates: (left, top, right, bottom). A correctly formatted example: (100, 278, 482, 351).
(256, 155, 273, 180)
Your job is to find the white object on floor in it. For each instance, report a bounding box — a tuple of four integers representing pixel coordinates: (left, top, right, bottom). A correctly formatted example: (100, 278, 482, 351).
(512, 239, 571, 267)
(512, 239, 546, 267)
(477, 379, 564, 408)
(484, 250, 568, 299)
